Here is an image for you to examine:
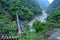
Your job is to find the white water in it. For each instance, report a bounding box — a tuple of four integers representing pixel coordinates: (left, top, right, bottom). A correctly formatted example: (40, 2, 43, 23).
(28, 10, 48, 31)
(16, 13, 22, 34)
(38, 10, 47, 22)
(28, 10, 47, 26)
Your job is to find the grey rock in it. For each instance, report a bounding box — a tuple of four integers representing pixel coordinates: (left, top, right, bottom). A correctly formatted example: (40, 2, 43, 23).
(48, 30, 60, 40)
(45, 28, 60, 37)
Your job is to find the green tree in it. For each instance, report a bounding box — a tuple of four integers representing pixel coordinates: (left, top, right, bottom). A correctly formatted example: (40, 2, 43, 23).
(32, 20, 45, 32)
(47, 8, 60, 25)
(0, 0, 42, 20)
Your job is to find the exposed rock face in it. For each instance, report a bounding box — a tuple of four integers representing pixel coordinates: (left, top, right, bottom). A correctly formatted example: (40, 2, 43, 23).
(45, 28, 60, 40)
(48, 0, 60, 9)
(45, 28, 60, 37)
(32, 37, 42, 40)
(48, 31, 60, 40)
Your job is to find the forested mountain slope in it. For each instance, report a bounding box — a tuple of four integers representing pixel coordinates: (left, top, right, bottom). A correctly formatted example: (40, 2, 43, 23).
(1, 0, 60, 40)
(0, 0, 42, 20)
(0, 0, 42, 35)
(47, 0, 60, 27)
(46, 0, 60, 40)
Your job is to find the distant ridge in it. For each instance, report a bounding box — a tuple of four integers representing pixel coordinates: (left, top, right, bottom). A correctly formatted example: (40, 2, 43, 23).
(37, 0, 50, 10)
(48, 0, 60, 9)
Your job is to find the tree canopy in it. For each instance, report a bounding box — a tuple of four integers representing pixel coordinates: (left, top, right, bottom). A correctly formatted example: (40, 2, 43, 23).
(0, 0, 42, 20)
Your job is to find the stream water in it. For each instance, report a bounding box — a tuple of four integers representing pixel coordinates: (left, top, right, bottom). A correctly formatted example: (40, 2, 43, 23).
(28, 10, 48, 31)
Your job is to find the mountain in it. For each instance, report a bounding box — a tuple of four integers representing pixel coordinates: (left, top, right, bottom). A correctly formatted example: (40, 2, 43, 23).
(48, 0, 60, 9)
(37, 0, 50, 10)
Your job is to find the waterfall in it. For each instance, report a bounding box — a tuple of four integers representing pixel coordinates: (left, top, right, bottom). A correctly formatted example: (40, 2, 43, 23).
(16, 13, 23, 34)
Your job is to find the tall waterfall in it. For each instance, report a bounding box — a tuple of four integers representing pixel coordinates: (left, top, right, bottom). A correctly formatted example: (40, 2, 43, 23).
(16, 13, 23, 34)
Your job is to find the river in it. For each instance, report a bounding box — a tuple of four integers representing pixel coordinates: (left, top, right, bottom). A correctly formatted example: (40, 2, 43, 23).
(28, 10, 48, 31)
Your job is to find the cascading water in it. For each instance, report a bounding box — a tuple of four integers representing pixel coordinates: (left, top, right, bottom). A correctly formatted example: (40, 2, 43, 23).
(38, 10, 47, 22)
(16, 13, 23, 34)
(29, 0, 51, 32)
(29, 10, 48, 32)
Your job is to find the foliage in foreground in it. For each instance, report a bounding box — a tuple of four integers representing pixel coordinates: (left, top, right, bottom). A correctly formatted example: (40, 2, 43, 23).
(0, 14, 17, 35)
(32, 20, 48, 32)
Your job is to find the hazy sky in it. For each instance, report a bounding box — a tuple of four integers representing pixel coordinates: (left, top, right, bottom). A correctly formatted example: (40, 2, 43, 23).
(48, 0, 54, 3)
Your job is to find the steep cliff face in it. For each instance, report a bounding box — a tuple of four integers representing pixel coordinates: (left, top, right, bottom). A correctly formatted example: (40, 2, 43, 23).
(48, 0, 60, 9)
(37, 0, 49, 10)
